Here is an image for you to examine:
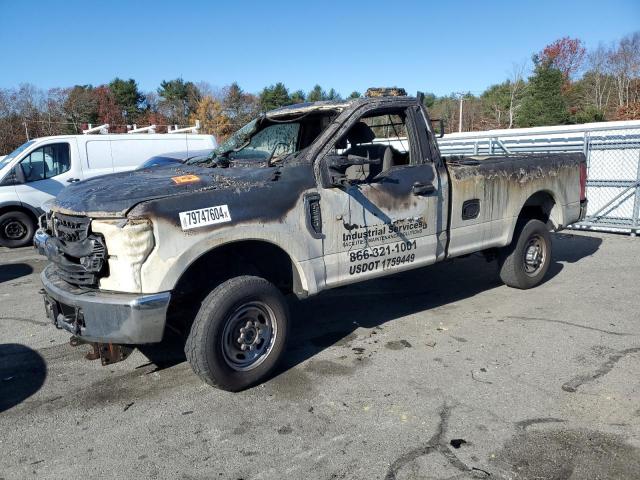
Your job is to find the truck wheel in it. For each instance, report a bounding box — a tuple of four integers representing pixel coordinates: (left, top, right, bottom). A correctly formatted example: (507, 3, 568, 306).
(498, 219, 551, 289)
(0, 211, 35, 248)
(185, 275, 289, 391)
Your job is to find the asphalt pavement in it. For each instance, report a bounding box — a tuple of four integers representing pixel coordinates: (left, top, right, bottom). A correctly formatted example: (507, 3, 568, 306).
(0, 230, 639, 479)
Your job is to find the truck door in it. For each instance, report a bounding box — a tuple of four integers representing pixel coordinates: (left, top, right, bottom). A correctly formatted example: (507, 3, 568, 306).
(319, 105, 445, 288)
(14, 138, 83, 211)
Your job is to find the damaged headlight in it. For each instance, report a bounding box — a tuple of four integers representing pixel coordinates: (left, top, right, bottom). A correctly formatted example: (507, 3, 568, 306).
(90, 218, 155, 292)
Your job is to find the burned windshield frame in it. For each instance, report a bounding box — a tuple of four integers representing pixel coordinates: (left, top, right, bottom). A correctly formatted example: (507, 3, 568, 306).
(196, 110, 341, 166)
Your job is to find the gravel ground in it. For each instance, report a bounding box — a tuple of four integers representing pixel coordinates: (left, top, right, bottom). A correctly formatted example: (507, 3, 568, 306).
(0, 230, 639, 479)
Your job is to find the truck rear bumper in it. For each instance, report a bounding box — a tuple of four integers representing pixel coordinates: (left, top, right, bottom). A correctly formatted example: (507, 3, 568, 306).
(41, 264, 170, 344)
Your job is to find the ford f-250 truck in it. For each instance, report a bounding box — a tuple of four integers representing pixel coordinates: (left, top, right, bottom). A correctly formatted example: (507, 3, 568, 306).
(35, 89, 588, 391)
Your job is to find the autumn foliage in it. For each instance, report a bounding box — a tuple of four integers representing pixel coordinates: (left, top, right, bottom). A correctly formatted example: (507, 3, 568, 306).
(539, 37, 586, 81)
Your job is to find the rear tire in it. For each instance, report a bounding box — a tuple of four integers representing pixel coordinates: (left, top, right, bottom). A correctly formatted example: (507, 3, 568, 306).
(498, 219, 551, 289)
(185, 275, 289, 391)
(0, 211, 35, 248)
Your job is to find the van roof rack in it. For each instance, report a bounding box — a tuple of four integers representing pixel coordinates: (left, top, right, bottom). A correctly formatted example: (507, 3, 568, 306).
(82, 121, 201, 135)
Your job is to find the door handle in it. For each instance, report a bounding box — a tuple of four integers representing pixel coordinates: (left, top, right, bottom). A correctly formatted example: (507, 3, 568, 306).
(67, 178, 80, 183)
(412, 181, 435, 196)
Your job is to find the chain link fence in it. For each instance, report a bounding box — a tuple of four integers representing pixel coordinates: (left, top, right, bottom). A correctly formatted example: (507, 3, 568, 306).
(437, 121, 640, 236)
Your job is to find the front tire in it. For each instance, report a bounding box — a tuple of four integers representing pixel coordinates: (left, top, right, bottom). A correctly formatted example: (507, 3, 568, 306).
(0, 211, 35, 248)
(498, 219, 551, 289)
(185, 275, 289, 391)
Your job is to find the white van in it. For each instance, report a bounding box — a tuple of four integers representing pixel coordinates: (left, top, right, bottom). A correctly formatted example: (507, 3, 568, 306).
(0, 133, 216, 247)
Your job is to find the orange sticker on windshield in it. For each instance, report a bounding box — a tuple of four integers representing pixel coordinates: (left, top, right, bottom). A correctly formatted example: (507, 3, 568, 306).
(171, 175, 200, 185)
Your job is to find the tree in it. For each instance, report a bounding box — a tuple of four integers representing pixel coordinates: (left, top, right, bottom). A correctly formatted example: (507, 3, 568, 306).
(94, 85, 123, 129)
(158, 78, 201, 124)
(539, 37, 586, 82)
(609, 32, 640, 107)
(580, 45, 614, 115)
(421, 92, 436, 108)
(259, 83, 290, 111)
(191, 96, 233, 141)
(326, 88, 341, 101)
(109, 78, 143, 122)
(614, 100, 640, 120)
(63, 85, 98, 132)
(223, 82, 258, 127)
(517, 60, 568, 127)
(42, 88, 68, 136)
(348, 91, 362, 100)
(306, 84, 325, 102)
(481, 82, 511, 128)
(289, 90, 306, 104)
(429, 95, 460, 133)
(507, 62, 527, 128)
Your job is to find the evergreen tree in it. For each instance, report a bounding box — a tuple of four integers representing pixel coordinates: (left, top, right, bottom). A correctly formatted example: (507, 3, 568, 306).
(109, 78, 143, 122)
(306, 84, 325, 102)
(158, 78, 201, 123)
(259, 83, 290, 111)
(289, 90, 306, 104)
(421, 92, 436, 108)
(517, 60, 568, 127)
(223, 82, 257, 125)
(348, 91, 362, 99)
(326, 88, 342, 101)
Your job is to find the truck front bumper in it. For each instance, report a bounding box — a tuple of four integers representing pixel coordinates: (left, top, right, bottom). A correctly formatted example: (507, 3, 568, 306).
(41, 264, 170, 344)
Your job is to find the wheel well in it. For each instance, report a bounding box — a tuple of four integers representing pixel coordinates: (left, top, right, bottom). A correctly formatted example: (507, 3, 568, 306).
(0, 205, 38, 225)
(167, 241, 300, 335)
(518, 191, 560, 229)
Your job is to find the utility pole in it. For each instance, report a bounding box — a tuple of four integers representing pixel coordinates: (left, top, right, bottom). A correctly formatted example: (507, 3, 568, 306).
(456, 92, 464, 133)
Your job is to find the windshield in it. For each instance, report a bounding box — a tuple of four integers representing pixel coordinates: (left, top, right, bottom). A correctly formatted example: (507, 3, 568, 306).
(189, 111, 337, 167)
(0, 140, 35, 168)
(213, 119, 259, 157)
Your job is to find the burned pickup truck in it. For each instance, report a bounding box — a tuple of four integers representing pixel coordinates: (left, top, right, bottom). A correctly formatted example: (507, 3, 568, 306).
(35, 89, 587, 391)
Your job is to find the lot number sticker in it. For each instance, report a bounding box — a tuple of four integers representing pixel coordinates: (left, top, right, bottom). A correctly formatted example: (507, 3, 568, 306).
(179, 205, 231, 230)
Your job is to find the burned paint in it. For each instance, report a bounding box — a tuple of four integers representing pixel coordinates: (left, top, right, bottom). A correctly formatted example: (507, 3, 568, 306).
(38, 94, 586, 349)
(129, 163, 316, 230)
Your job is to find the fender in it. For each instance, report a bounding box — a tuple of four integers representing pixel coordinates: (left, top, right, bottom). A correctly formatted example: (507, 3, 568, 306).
(139, 222, 320, 296)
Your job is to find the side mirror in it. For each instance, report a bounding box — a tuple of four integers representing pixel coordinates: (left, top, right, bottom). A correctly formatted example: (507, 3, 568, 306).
(14, 164, 26, 184)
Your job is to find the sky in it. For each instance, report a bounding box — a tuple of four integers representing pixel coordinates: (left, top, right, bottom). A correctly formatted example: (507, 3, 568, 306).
(0, 0, 638, 97)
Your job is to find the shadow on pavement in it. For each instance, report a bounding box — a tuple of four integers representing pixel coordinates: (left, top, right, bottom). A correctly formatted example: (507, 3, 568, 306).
(0, 344, 47, 412)
(136, 232, 603, 380)
(279, 231, 603, 376)
(0, 263, 34, 284)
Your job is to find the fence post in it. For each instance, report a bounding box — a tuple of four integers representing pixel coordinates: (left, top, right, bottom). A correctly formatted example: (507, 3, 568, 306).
(632, 150, 640, 237)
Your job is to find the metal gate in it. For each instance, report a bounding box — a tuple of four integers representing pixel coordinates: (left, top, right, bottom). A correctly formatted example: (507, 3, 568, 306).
(436, 121, 640, 236)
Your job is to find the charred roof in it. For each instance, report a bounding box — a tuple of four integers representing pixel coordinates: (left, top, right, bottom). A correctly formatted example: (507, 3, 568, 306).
(266, 94, 417, 119)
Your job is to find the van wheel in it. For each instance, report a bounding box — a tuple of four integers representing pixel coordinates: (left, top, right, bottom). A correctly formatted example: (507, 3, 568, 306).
(0, 211, 35, 248)
(185, 275, 289, 391)
(498, 219, 551, 289)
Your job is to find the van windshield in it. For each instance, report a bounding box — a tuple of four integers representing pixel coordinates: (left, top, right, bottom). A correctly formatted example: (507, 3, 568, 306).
(0, 141, 35, 168)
